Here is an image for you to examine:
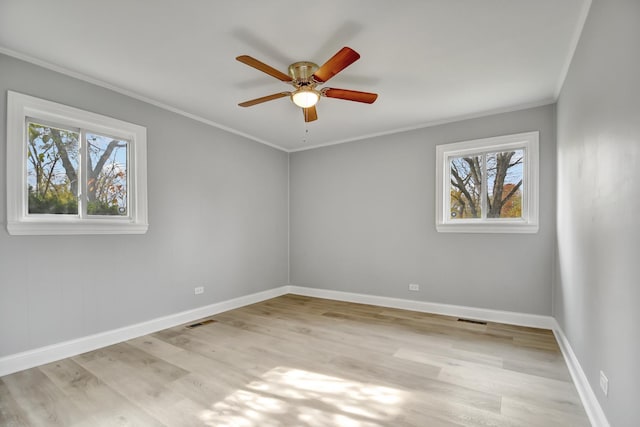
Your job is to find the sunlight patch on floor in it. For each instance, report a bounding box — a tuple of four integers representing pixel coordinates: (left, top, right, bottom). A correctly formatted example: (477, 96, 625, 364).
(198, 367, 407, 426)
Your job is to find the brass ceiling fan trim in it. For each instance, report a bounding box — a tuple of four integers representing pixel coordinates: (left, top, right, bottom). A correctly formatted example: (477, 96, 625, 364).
(288, 61, 319, 86)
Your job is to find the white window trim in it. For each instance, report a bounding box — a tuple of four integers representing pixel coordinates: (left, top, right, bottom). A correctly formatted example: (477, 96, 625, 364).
(6, 91, 148, 235)
(435, 131, 539, 234)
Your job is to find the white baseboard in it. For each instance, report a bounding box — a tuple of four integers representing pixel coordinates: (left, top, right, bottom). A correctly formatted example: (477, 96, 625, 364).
(0, 285, 553, 377)
(0, 282, 609, 427)
(288, 286, 556, 329)
(552, 321, 610, 427)
(0, 286, 290, 377)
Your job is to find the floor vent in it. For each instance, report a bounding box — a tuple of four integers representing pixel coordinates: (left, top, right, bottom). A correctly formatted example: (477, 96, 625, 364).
(186, 319, 216, 329)
(457, 318, 487, 325)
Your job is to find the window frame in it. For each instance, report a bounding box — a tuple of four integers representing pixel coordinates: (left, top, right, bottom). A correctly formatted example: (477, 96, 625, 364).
(435, 131, 539, 234)
(6, 91, 148, 235)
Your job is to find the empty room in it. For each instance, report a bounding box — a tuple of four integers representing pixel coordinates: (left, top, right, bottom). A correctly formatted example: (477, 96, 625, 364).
(0, 1, 637, 426)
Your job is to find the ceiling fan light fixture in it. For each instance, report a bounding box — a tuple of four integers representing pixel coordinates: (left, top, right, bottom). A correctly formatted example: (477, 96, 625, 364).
(291, 88, 320, 108)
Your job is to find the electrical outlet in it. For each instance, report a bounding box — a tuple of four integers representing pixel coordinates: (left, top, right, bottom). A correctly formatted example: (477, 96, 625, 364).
(599, 371, 608, 396)
(409, 283, 420, 291)
(194, 286, 204, 295)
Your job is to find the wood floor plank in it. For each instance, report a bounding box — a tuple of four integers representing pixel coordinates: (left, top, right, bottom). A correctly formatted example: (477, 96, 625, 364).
(0, 378, 31, 427)
(74, 349, 205, 426)
(437, 360, 586, 417)
(502, 356, 572, 381)
(500, 396, 591, 427)
(1, 367, 89, 426)
(38, 358, 164, 427)
(0, 294, 589, 426)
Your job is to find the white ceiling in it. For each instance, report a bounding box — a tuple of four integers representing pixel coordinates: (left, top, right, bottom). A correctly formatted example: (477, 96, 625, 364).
(0, 0, 589, 152)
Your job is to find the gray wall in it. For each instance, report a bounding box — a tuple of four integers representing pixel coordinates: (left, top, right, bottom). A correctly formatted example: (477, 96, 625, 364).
(555, 0, 640, 425)
(0, 54, 289, 358)
(291, 105, 556, 315)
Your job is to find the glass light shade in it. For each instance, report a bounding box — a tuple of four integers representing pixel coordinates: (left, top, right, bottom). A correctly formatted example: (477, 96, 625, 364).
(291, 89, 319, 108)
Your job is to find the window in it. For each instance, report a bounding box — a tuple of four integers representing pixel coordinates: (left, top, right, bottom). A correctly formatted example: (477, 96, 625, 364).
(435, 131, 539, 233)
(6, 91, 148, 235)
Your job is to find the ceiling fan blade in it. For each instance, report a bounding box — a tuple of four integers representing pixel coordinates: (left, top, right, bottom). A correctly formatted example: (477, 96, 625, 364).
(236, 55, 292, 82)
(312, 47, 360, 83)
(238, 92, 290, 107)
(322, 88, 378, 104)
(303, 105, 318, 122)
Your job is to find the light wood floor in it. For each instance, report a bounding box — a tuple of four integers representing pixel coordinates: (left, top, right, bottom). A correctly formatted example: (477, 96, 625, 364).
(0, 294, 589, 426)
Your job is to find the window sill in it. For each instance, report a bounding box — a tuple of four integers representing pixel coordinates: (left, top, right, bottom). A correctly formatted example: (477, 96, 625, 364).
(7, 220, 149, 235)
(436, 222, 538, 234)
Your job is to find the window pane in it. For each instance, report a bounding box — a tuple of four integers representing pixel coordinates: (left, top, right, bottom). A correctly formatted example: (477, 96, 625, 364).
(487, 149, 524, 218)
(87, 133, 128, 216)
(27, 121, 79, 214)
(449, 155, 482, 219)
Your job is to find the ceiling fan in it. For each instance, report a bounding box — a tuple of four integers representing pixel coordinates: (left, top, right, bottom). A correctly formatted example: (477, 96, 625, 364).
(236, 47, 378, 122)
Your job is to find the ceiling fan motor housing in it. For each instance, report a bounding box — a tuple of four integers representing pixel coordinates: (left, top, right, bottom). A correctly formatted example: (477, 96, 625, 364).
(288, 61, 319, 87)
